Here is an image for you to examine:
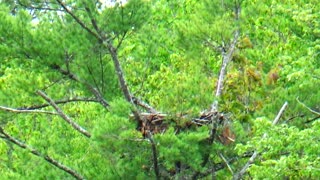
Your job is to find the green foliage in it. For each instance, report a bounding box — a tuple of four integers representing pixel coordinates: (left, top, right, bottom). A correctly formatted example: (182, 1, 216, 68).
(156, 126, 208, 172)
(236, 118, 320, 178)
(1, 0, 320, 179)
(98, 0, 151, 35)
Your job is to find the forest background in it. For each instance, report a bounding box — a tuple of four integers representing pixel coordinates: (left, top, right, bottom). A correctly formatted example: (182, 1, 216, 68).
(0, 0, 320, 179)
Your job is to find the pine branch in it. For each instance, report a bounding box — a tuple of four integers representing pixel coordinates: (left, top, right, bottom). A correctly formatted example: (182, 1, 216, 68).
(56, 0, 141, 122)
(84, 4, 101, 35)
(103, 42, 142, 122)
(50, 64, 110, 109)
(0, 127, 85, 180)
(55, 0, 101, 41)
(36, 90, 91, 138)
(147, 131, 160, 180)
(17, 0, 65, 12)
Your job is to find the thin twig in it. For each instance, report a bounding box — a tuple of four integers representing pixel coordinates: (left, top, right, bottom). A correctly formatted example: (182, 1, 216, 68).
(0, 106, 59, 115)
(86, 65, 101, 94)
(50, 64, 109, 109)
(0, 127, 85, 180)
(219, 153, 234, 175)
(56, 0, 140, 122)
(116, 31, 128, 50)
(36, 90, 91, 138)
(84, 4, 101, 35)
(17, 1, 65, 12)
(296, 97, 320, 116)
(54, 0, 141, 142)
(305, 115, 320, 124)
(19, 97, 99, 110)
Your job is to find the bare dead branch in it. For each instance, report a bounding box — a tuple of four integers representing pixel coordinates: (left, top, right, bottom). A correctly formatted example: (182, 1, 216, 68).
(273, 101, 288, 125)
(233, 101, 288, 180)
(19, 97, 99, 110)
(211, 30, 240, 112)
(0, 105, 59, 115)
(36, 90, 91, 138)
(193, 4, 242, 179)
(232, 151, 258, 180)
(0, 127, 85, 180)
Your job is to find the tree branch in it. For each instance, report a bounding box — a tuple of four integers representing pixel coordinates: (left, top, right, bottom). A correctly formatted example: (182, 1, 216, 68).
(84, 4, 101, 35)
(116, 31, 128, 50)
(55, 0, 141, 122)
(0, 127, 85, 180)
(19, 97, 99, 110)
(36, 90, 91, 138)
(55, 0, 101, 41)
(50, 64, 110, 109)
(17, 0, 65, 12)
(211, 30, 240, 112)
(147, 131, 160, 180)
(103, 42, 142, 122)
(233, 101, 288, 180)
(0, 105, 59, 115)
(219, 153, 234, 175)
(132, 97, 158, 114)
(296, 97, 320, 116)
